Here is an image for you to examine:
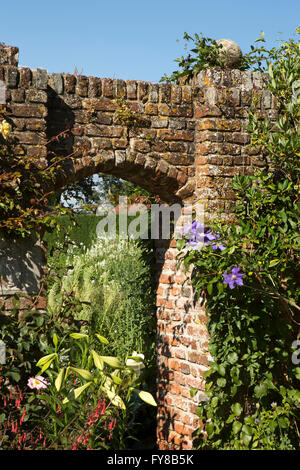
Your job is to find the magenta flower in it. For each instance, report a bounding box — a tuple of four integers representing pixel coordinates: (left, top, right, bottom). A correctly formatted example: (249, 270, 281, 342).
(27, 376, 49, 390)
(223, 267, 244, 289)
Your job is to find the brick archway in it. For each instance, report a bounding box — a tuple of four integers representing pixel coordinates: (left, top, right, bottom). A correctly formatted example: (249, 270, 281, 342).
(0, 43, 275, 449)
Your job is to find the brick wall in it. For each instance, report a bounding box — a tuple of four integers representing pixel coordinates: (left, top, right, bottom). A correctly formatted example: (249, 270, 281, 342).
(0, 43, 278, 449)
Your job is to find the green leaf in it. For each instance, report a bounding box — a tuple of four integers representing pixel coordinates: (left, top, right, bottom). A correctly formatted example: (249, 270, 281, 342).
(70, 367, 93, 381)
(294, 367, 300, 380)
(91, 350, 104, 370)
(74, 381, 92, 399)
(217, 377, 226, 388)
(217, 364, 226, 377)
(137, 390, 157, 407)
(232, 421, 242, 434)
(206, 421, 214, 437)
(63, 382, 92, 403)
(177, 239, 185, 251)
(278, 417, 289, 429)
(254, 382, 268, 399)
(95, 334, 109, 345)
(241, 424, 253, 446)
(99, 356, 122, 369)
(52, 333, 58, 349)
(70, 333, 88, 340)
(55, 368, 65, 392)
(111, 375, 122, 385)
(104, 389, 126, 409)
(228, 352, 238, 364)
(40, 358, 55, 374)
(231, 402, 242, 417)
(211, 396, 218, 408)
(226, 413, 235, 424)
(36, 353, 57, 367)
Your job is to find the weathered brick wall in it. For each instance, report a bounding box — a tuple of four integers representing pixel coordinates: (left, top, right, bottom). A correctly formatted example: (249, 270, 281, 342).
(0, 43, 278, 449)
(153, 70, 278, 449)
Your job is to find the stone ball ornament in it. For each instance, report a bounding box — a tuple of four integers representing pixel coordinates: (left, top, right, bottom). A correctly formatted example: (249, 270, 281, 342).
(216, 39, 242, 68)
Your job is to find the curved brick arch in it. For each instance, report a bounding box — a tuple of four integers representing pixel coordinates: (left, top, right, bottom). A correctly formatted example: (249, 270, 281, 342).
(1, 43, 277, 450)
(44, 72, 196, 204)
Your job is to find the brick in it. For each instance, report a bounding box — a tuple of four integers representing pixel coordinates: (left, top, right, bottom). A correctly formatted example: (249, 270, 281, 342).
(88, 76, 101, 97)
(5, 66, 18, 88)
(158, 103, 170, 116)
(181, 86, 192, 103)
(113, 79, 126, 99)
(126, 80, 137, 99)
(130, 138, 150, 153)
(64, 74, 76, 94)
(83, 97, 117, 112)
(170, 105, 193, 117)
(160, 83, 171, 103)
(76, 76, 88, 97)
(49, 73, 63, 94)
(33, 69, 47, 90)
(158, 273, 175, 284)
(11, 88, 25, 103)
(151, 117, 168, 128)
(26, 89, 47, 103)
(174, 421, 190, 436)
(102, 78, 113, 97)
(149, 84, 159, 102)
(171, 85, 182, 104)
(137, 81, 148, 102)
(145, 103, 158, 115)
(158, 129, 193, 142)
(85, 124, 124, 138)
(10, 104, 47, 118)
(195, 105, 222, 118)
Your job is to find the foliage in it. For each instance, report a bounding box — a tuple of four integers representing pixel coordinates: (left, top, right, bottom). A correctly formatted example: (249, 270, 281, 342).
(1, 209, 157, 449)
(160, 29, 300, 85)
(29, 331, 156, 450)
(0, 118, 72, 237)
(160, 32, 229, 83)
(0, 309, 157, 449)
(59, 174, 147, 208)
(178, 27, 300, 449)
(47, 235, 156, 363)
(0, 304, 80, 449)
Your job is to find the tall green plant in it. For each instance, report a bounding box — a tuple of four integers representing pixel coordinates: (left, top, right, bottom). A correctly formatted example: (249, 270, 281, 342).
(47, 236, 156, 362)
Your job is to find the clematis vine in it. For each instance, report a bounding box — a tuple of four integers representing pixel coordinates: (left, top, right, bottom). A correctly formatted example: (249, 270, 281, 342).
(223, 267, 244, 289)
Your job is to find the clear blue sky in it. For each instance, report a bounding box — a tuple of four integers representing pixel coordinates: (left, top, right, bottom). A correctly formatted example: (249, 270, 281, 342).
(1, 0, 299, 83)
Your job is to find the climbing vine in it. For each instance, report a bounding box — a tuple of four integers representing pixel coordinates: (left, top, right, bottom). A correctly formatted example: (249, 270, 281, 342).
(178, 28, 300, 449)
(0, 111, 72, 238)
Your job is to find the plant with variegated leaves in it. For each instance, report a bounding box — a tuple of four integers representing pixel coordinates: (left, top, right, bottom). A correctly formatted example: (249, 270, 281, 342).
(30, 331, 156, 449)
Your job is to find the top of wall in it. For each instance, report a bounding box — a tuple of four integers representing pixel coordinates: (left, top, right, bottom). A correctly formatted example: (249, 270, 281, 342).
(0, 44, 19, 66)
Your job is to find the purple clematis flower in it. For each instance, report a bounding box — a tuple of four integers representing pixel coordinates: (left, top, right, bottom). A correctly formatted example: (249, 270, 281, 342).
(181, 221, 221, 251)
(211, 242, 226, 251)
(223, 267, 244, 289)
